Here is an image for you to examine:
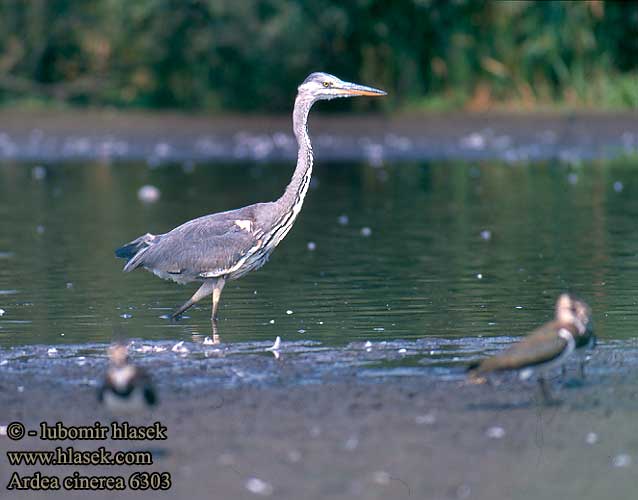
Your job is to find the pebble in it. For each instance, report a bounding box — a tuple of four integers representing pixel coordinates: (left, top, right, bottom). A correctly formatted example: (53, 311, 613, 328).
(344, 436, 359, 451)
(477, 273, 483, 279)
(585, 432, 598, 445)
(244, 478, 273, 496)
(269, 319, 275, 324)
(171, 341, 189, 354)
(203, 337, 216, 345)
(612, 454, 632, 468)
(297, 329, 306, 334)
(286, 309, 293, 315)
(415, 413, 436, 425)
(47, 348, 58, 356)
(307, 241, 317, 251)
(372, 471, 390, 485)
(486, 426, 506, 439)
(0, 309, 5, 317)
(137, 185, 161, 203)
(360, 227, 372, 237)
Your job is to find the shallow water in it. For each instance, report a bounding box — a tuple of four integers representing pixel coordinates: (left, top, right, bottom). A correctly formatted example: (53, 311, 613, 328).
(1, 158, 638, 377)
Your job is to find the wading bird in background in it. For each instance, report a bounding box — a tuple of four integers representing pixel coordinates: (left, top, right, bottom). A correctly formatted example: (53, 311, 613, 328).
(116, 73, 386, 323)
(468, 294, 594, 404)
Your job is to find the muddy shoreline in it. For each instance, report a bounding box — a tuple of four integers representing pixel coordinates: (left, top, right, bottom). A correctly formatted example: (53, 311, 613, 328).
(0, 109, 637, 162)
(1, 343, 636, 500)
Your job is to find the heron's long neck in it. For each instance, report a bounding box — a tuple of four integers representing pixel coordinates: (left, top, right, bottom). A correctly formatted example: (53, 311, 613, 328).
(277, 96, 314, 215)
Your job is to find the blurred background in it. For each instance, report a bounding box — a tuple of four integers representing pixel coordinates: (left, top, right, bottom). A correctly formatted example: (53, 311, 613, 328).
(0, 0, 637, 113)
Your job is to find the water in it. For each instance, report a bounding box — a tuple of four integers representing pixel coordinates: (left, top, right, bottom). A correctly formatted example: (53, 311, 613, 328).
(1, 157, 638, 380)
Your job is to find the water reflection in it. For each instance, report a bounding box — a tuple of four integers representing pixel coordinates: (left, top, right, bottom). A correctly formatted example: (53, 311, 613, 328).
(1, 158, 638, 349)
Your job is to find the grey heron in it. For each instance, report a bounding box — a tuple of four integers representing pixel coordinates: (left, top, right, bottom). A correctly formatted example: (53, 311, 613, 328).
(115, 72, 386, 322)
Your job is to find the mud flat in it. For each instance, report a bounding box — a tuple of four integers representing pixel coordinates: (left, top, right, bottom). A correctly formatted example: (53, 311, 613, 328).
(1, 343, 636, 500)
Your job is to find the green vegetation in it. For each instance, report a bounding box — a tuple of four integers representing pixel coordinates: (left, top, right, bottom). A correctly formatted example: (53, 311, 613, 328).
(0, 1, 636, 112)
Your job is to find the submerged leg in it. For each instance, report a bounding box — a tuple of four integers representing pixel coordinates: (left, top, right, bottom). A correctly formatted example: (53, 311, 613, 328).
(211, 277, 226, 321)
(170, 279, 219, 320)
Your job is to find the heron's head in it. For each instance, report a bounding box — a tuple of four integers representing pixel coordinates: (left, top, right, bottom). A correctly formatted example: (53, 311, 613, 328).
(297, 72, 386, 102)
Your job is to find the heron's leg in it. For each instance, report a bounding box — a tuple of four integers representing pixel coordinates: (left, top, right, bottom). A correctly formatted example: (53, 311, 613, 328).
(211, 277, 226, 321)
(210, 320, 221, 345)
(579, 359, 586, 380)
(170, 279, 218, 320)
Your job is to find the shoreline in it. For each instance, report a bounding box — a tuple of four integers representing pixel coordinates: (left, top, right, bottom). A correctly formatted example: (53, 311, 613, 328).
(1, 343, 636, 500)
(0, 109, 636, 162)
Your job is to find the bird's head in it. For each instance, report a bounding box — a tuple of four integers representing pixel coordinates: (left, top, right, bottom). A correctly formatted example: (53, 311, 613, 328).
(555, 294, 592, 336)
(297, 72, 387, 102)
(108, 343, 130, 367)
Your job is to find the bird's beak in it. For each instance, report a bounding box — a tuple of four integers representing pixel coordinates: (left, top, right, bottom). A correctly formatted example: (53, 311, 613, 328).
(337, 81, 387, 97)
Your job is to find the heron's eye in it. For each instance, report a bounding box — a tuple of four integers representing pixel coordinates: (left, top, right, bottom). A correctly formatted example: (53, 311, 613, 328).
(323, 81, 332, 88)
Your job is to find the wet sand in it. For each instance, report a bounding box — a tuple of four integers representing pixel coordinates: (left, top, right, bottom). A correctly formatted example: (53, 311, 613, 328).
(1, 354, 636, 500)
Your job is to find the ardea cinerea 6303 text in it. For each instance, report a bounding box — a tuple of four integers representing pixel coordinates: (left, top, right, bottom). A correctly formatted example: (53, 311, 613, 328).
(115, 72, 386, 322)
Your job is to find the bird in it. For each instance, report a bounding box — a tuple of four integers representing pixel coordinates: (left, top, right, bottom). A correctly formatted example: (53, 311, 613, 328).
(115, 72, 386, 322)
(468, 294, 594, 403)
(98, 343, 157, 414)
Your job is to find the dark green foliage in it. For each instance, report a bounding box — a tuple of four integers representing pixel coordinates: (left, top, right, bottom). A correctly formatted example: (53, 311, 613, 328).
(0, 1, 636, 111)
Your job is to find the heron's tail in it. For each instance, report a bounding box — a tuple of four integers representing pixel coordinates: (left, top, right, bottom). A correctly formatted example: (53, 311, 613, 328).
(115, 233, 157, 266)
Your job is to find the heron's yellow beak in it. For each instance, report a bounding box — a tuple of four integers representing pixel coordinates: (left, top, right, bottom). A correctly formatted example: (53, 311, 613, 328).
(337, 82, 387, 97)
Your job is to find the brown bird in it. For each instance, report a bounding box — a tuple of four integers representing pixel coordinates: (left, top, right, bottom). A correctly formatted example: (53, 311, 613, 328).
(98, 344, 157, 414)
(468, 294, 594, 403)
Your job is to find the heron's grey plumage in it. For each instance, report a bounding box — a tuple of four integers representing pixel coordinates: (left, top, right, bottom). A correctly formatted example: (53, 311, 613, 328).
(115, 73, 386, 321)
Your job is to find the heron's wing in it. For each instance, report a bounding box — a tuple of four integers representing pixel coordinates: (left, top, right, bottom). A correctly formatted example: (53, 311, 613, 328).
(131, 209, 261, 277)
(476, 322, 567, 372)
